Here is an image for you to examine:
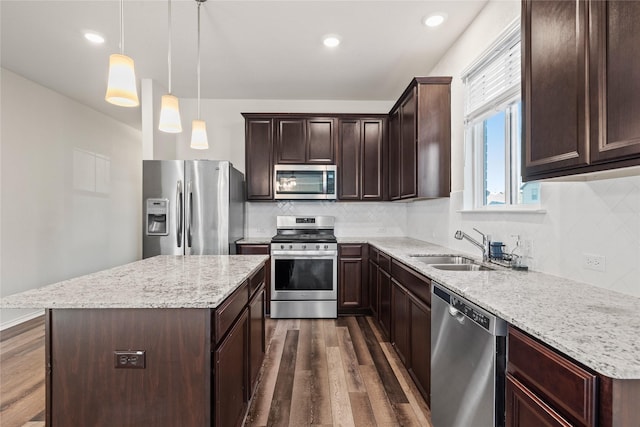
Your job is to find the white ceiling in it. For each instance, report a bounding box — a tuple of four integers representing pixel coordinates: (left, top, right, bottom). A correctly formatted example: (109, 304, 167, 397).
(1, 0, 488, 129)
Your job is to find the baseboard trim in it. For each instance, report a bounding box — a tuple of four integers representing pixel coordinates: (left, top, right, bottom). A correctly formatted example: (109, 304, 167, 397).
(0, 310, 45, 333)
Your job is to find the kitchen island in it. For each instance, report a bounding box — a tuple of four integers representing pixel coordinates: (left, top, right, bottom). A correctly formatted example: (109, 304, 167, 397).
(1, 255, 268, 427)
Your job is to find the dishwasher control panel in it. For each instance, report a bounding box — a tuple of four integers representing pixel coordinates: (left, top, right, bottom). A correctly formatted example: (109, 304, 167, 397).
(451, 296, 490, 331)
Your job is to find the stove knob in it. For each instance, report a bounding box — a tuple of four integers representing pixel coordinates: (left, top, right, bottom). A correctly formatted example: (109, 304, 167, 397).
(280, 244, 285, 249)
(316, 244, 320, 249)
(324, 244, 329, 249)
(289, 245, 293, 250)
(302, 245, 307, 249)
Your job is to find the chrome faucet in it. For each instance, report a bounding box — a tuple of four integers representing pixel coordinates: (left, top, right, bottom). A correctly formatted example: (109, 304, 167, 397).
(455, 228, 491, 262)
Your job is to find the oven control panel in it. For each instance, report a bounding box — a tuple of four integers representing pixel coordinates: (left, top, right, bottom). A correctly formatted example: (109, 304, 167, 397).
(271, 243, 337, 252)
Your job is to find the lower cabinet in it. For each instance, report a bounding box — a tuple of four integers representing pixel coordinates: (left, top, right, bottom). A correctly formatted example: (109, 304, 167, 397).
(408, 294, 431, 405)
(369, 250, 432, 404)
(338, 244, 369, 314)
(236, 243, 271, 315)
(215, 309, 249, 427)
(248, 285, 265, 397)
(507, 326, 597, 427)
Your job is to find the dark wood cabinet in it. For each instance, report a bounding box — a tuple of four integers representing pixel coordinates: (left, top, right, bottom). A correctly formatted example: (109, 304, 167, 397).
(523, 0, 640, 180)
(378, 270, 392, 338)
(391, 279, 410, 365)
(275, 117, 336, 164)
(507, 373, 573, 427)
(215, 308, 248, 427)
(236, 243, 271, 316)
(337, 117, 386, 201)
(388, 109, 401, 200)
(368, 247, 379, 317)
(409, 294, 431, 405)
(338, 244, 369, 314)
(244, 117, 274, 200)
(388, 77, 452, 200)
(248, 286, 265, 397)
(276, 119, 307, 163)
(507, 326, 597, 427)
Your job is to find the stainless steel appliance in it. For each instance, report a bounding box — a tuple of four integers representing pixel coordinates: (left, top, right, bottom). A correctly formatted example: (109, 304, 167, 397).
(270, 216, 337, 318)
(142, 160, 244, 258)
(273, 164, 337, 200)
(431, 282, 507, 427)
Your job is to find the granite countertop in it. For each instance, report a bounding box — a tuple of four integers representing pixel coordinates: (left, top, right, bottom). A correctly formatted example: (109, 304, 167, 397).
(350, 237, 640, 380)
(0, 255, 268, 310)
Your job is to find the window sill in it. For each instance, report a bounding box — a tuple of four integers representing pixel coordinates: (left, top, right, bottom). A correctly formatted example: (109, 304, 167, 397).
(457, 206, 546, 214)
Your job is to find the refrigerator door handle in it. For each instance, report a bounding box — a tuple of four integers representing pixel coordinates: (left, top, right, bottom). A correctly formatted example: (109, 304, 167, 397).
(176, 180, 183, 248)
(187, 180, 193, 248)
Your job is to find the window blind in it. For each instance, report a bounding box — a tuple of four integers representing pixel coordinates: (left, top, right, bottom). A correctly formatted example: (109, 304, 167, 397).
(463, 23, 521, 123)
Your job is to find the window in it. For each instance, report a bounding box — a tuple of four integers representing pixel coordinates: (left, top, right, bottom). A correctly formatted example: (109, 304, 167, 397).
(463, 20, 540, 208)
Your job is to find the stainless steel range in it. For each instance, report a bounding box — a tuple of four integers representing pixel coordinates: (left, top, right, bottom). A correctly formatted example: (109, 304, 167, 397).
(270, 216, 337, 319)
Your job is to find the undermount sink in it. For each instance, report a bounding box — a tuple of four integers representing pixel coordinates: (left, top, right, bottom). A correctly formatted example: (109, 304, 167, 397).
(408, 255, 476, 264)
(431, 264, 494, 272)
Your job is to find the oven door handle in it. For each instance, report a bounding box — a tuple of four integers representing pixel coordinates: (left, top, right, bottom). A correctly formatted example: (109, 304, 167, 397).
(271, 251, 337, 257)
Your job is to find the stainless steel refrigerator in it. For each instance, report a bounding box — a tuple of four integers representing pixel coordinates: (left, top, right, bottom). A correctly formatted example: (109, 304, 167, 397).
(142, 160, 245, 258)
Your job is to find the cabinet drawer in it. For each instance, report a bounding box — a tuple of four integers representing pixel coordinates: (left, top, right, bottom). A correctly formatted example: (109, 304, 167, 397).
(236, 244, 270, 255)
(508, 327, 597, 427)
(379, 252, 391, 273)
(340, 244, 363, 257)
(249, 265, 265, 296)
(369, 247, 379, 264)
(214, 280, 249, 345)
(391, 259, 431, 306)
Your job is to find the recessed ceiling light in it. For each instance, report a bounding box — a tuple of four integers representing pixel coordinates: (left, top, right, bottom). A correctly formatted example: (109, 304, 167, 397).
(84, 31, 105, 44)
(423, 13, 447, 28)
(323, 35, 341, 48)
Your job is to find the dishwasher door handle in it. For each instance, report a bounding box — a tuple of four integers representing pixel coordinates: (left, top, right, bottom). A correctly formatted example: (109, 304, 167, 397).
(448, 306, 466, 324)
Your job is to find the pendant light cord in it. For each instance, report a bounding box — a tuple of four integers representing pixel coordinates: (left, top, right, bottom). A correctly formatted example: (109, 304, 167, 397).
(167, 0, 172, 94)
(197, 1, 202, 119)
(120, 0, 124, 54)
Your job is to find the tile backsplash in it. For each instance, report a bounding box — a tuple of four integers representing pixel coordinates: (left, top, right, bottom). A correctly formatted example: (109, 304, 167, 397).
(246, 201, 407, 238)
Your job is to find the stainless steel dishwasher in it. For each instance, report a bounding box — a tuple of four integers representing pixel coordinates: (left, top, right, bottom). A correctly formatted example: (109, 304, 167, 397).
(431, 282, 507, 427)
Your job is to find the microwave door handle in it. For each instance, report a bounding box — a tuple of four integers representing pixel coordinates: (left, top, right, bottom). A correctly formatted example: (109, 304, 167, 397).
(186, 181, 193, 248)
(176, 180, 183, 248)
(323, 170, 327, 194)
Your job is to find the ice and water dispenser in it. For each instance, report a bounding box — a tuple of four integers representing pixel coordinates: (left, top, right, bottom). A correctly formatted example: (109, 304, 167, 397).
(146, 199, 169, 236)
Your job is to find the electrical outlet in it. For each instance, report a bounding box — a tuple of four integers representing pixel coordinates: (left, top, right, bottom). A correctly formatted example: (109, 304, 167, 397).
(114, 350, 146, 369)
(583, 254, 606, 272)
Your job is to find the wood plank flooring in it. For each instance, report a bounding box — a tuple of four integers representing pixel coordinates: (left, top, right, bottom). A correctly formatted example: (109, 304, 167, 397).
(0, 316, 431, 427)
(246, 317, 432, 427)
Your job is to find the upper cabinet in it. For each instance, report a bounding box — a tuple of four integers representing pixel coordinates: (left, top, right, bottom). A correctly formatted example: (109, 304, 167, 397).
(388, 77, 452, 200)
(275, 117, 336, 164)
(244, 116, 274, 200)
(523, 0, 640, 181)
(338, 117, 386, 201)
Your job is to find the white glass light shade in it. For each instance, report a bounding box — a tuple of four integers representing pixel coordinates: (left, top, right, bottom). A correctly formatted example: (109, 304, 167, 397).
(190, 119, 209, 149)
(105, 54, 139, 107)
(158, 94, 183, 133)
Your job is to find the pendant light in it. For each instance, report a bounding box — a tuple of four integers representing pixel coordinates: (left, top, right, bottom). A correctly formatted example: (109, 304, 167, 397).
(190, 0, 209, 150)
(158, 0, 182, 133)
(105, 0, 139, 107)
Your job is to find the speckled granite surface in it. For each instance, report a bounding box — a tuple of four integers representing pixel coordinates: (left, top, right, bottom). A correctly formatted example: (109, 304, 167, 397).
(349, 237, 640, 380)
(0, 255, 268, 310)
(236, 238, 271, 245)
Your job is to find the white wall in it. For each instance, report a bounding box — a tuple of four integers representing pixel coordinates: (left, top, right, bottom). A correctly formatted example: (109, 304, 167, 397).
(0, 69, 143, 327)
(407, 0, 640, 297)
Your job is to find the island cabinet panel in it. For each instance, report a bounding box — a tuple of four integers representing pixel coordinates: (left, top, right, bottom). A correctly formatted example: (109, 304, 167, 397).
(214, 280, 249, 345)
(338, 243, 369, 314)
(249, 286, 266, 396)
(244, 117, 274, 200)
(236, 243, 271, 315)
(507, 326, 597, 427)
(47, 309, 211, 426)
(215, 309, 249, 427)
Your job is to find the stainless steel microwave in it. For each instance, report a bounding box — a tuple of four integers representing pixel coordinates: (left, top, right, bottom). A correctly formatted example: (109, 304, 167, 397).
(273, 164, 337, 200)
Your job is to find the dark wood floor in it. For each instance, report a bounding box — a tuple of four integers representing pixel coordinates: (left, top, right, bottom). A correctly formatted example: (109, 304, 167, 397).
(0, 316, 431, 427)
